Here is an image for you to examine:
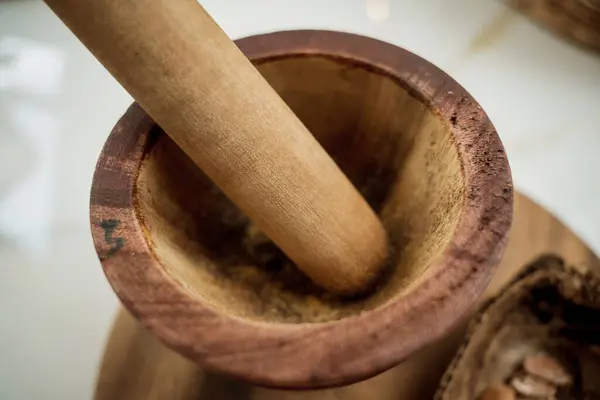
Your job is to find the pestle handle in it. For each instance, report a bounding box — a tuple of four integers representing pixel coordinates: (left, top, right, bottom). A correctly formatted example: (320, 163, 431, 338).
(44, 0, 388, 294)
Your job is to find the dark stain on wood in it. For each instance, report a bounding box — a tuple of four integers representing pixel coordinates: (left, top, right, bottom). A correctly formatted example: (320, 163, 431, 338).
(100, 219, 125, 258)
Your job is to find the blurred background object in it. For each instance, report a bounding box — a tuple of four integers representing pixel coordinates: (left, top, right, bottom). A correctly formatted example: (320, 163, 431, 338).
(0, 0, 599, 399)
(506, 0, 600, 53)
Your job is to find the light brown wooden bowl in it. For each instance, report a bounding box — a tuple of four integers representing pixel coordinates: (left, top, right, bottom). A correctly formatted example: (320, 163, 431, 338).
(90, 30, 513, 389)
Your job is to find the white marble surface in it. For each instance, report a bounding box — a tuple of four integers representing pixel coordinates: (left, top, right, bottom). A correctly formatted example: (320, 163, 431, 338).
(1, 0, 599, 399)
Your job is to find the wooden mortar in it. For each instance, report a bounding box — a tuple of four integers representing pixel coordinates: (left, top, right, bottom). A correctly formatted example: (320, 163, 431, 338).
(90, 30, 513, 389)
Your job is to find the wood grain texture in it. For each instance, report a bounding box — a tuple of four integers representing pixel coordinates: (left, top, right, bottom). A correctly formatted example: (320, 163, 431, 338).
(94, 193, 600, 400)
(506, 0, 600, 53)
(44, 0, 388, 295)
(90, 30, 512, 388)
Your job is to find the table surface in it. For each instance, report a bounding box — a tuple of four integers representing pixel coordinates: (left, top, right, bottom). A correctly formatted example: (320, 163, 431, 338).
(93, 193, 600, 400)
(1, 1, 600, 399)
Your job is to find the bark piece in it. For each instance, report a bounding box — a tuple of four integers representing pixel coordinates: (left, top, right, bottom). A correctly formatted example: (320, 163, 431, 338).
(435, 255, 600, 400)
(523, 354, 572, 386)
(510, 374, 556, 398)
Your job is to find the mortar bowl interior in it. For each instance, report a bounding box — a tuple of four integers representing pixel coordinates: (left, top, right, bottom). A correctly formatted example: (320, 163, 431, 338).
(137, 55, 464, 323)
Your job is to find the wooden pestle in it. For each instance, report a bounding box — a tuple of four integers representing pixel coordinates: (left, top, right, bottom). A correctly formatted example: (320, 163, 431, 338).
(45, 0, 388, 294)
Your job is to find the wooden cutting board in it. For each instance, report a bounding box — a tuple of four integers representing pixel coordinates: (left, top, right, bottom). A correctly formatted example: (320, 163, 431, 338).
(94, 193, 600, 400)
